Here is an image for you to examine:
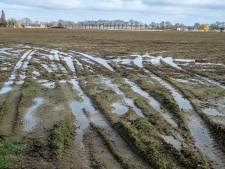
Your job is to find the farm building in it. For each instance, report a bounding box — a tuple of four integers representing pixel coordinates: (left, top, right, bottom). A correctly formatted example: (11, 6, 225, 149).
(24, 24, 47, 29)
(50, 22, 65, 29)
(201, 24, 209, 32)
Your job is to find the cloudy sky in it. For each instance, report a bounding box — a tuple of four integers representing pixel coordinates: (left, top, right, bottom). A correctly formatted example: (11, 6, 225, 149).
(0, 0, 224, 24)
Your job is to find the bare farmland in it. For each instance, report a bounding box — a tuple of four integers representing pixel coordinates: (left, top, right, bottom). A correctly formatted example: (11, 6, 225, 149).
(0, 30, 225, 169)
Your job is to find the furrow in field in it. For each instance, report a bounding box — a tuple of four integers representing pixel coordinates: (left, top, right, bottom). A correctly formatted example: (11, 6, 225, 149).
(85, 128, 123, 169)
(0, 50, 34, 95)
(197, 75, 225, 90)
(60, 51, 149, 168)
(59, 54, 115, 167)
(77, 52, 114, 71)
(69, 78, 107, 141)
(24, 97, 44, 132)
(100, 77, 144, 117)
(173, 58, 225, 89)
(51, 50, 68, 74)
(144, 69, 225, 169)
(113, 54, 225, 168)
(124, 78, 178, 128)
(67, 78, 147, 168)
(113, 54, 181, 70)
(160, 58, 225, 128)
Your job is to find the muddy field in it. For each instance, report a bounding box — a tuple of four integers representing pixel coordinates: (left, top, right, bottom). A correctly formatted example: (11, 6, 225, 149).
(0, 29, 225, 62)
(0, 30, 225, 169)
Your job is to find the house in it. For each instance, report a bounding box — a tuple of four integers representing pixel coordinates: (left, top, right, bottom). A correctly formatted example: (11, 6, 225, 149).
(50, 22, 64, 29)
(15, 21, 23, 28)
(24, 23, 47, 29)
(220, 27, 225, 32)
(201, 24, 209, 32)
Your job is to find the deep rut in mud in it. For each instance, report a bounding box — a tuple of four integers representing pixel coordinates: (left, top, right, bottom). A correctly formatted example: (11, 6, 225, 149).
(0, 45, 225, 169)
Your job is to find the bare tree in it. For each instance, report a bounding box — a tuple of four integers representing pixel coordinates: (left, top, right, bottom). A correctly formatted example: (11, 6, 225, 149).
(21, 18, 32, 26)
(7, 18, 16, 28)
(194, 22, 201, 30)
(0, 10, 7, 27)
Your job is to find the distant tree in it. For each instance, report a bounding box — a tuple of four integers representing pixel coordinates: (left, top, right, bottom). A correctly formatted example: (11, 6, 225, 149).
(7, 18, 16, 28)
(165, 21, 173, 29)
(0, 10, 7, 27)
(210, 23, 218, 30)
(21, 18, 32, 26)
(174, 23, 184, 28)
(150, 22, 157, 29)
(34, 20, 39, 25)
(194, 22, 201, 30)
(144, 24, 148, 29)
(210, 21, 225, 31)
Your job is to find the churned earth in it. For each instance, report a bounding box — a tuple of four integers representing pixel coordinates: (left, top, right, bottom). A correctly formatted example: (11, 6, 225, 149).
(0, 30, 225, 169)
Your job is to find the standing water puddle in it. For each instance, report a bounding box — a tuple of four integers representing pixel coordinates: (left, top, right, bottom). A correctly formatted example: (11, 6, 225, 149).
(145, 70, 193, 112)
(112, 102, 129, 116)
(77, 52, 114, 71)
(147, 56, 181, 69)
(125, 78, 178, 128)
(41, 64, 53, 73)
(69, 100, 90, 143)
(69, 78, 108, 142)
(0, 50, 33, 95)
(160, 57, 181, 69)
(202, 108, 225, 117)
(62, 55, 76, 74)
(133, 55, 144, 68)
(62, 55, 109, 167)
(69, 77, 148, 169)
(0, 85, 13, 95)
(144, 69, 225, 168)
(200, 76, 225, 90)
(101, 77, 144, 117)
(24, 97, 44, 132)
(51, 50, 60, 61)
(58, 52, 109, 144)
(161, 135, 182, 151)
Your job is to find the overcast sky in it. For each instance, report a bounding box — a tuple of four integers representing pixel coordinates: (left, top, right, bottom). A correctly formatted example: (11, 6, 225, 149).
(0, 0, 224, 24)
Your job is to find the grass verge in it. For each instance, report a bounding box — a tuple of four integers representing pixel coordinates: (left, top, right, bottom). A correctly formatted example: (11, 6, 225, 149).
(0, 139, 24, 168)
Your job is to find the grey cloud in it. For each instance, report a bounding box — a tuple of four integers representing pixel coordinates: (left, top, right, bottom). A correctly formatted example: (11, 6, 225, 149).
(1, 0, 225, 11)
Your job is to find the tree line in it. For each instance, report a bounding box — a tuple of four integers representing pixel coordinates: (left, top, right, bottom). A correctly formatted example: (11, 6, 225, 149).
(1, 10, 225, 31)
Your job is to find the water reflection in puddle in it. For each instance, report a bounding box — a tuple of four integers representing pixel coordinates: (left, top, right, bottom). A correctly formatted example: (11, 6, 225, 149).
(78, 52, 114, 71)
(101, 78, 144, 117)
(0, 50, 34, 95)
(69, 100, 90, 143)
(202, 107, 224, 116)
(69, 78, 108, 143)
(0, 86, 13, 95)
(112, 102, 129, 115)
(145, 70, 193, 112)
(125, 78, 178, 128)
(145, 69, 225, 168)
(24, 97, 44, 132)
(161, 135, 182, 151)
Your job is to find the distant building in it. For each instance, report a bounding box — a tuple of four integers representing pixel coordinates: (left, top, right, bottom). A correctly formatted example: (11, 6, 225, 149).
(176, 27, 188, 32)
(201, 24, 209, 32)
(176, 27, 182, 31)
(50, 22, 64, 29)
(24, 23, 47, 29)
(15, 21, 23, 28)
(0, 10, 7, 27)
(40, 24, 47, 28)
(220, 27, 225, 32)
